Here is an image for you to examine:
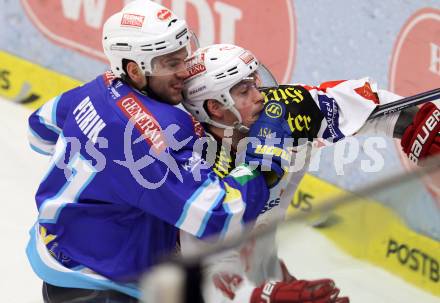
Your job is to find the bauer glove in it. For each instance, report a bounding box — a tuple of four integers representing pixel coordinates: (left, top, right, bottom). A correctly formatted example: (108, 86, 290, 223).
(250, 279, 349, 303)
(401, 102, 440, 165)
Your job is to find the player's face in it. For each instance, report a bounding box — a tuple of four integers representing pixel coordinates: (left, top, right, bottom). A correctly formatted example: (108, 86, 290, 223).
(148, 47, 190, 105)
(227, 73, 264, 128)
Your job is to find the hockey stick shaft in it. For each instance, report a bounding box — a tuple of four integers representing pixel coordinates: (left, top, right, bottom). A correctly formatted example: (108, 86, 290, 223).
(368, 87, 440, 120)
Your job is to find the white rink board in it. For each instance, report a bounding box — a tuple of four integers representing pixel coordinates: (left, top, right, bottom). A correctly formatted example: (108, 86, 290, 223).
(0, 96, 438, 303)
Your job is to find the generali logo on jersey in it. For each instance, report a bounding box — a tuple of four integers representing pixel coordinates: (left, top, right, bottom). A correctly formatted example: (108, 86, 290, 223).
(389, 7, 440, 206)
(20, 0, 296, 83)
(117, 93, 167, 154)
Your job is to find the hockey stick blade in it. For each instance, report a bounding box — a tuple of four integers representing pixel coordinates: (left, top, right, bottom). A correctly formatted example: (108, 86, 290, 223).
(368, 87, 440, 120)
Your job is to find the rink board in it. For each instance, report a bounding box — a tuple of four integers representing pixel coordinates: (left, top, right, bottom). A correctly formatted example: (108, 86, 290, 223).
(287, 173, 440, 296)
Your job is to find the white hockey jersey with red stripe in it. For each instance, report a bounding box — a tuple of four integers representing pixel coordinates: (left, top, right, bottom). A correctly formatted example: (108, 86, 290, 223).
(180, 77, 403, 303)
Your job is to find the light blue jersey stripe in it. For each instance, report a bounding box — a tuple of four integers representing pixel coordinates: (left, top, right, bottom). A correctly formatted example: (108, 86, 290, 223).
(51, 96, 61, 128)
(37, 102, 62, 135)
(176, 177, 214, 228)
(29, 127, 45, 141)
(38, 114, 61, 135)
(176, 175, 226, 236)
(196, 191, 225, 237)
(39, 154, 97, 223)
(26, 224, 141, 299)
(221, 203, 233, 237)
(29, 143, 52, 156)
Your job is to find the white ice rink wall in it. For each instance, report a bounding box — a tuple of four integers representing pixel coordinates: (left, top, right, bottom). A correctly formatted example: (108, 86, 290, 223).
(1, 0, 439, 300)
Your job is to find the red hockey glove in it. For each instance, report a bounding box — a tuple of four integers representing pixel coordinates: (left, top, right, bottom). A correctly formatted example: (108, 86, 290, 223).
(250, 279, 349, 303)
(401, 102, 440, 165)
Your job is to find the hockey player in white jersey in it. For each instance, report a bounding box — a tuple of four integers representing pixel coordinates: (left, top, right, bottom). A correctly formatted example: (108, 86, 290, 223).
(181, 44, 440, 303)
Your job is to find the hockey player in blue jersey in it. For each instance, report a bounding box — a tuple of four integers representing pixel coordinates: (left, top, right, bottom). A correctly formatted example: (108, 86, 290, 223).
(24, 1, 293, 302)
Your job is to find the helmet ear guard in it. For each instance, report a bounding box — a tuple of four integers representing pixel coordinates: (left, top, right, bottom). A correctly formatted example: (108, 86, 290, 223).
(182, 44, 260, 131)
(102, 0, 197, 78)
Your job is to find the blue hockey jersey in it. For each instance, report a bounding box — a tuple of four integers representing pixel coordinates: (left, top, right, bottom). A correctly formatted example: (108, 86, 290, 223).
(26, 72, 269, 298)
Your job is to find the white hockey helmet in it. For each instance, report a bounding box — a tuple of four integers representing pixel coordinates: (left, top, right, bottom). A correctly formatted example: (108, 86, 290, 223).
(183, 44, 260, 131)
(102, 0, 196, 78)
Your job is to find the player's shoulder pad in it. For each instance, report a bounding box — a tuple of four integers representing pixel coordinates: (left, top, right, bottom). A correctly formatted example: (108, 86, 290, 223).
(61, 75, 103, 98)
(157, 105, 205, 140)
(50, 77, 101, 114)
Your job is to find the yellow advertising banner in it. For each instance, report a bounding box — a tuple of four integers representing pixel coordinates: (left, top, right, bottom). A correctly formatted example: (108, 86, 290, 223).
(0, 51, 81, 110)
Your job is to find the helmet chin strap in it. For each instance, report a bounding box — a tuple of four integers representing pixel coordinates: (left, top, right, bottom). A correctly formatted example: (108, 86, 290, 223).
(205, 102, 250, 133)
(217, 106, 250, 133)
(206, 118, 249, 134)
(228, 104, 249, 133)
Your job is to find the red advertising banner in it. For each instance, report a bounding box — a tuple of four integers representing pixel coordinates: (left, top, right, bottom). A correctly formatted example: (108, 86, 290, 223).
(389, 8, 440, 205)
(21, 0, 296, 83)
(389, 8, 440, 96)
